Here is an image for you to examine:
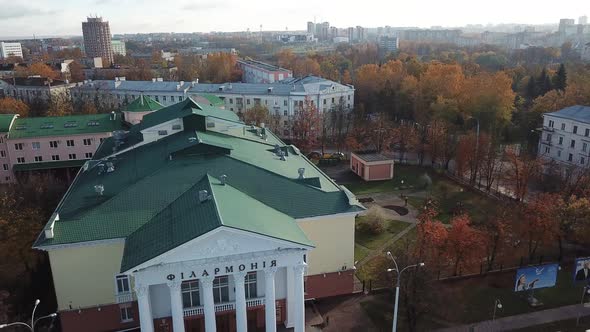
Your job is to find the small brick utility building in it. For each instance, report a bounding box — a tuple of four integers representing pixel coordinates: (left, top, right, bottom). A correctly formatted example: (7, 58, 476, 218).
(350, 152, 394, 181)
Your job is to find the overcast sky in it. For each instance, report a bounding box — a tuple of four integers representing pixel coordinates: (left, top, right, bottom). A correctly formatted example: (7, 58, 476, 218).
(0, 0, 588, 38)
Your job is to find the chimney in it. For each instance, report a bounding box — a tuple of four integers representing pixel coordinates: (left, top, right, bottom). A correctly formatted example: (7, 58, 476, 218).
(94, 184, 104, 196)
(198, 190, 211, 203)
(298, 168, 305, 179)
(180, 80, 185, 86)
(220, 174, 227, 185)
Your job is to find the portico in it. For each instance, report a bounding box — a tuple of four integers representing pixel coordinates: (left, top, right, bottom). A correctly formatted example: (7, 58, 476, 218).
(126, 228, 311, 332)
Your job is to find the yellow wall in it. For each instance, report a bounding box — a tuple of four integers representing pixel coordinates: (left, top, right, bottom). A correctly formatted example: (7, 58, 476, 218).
(48, 242, 125, 310)
(298, 214, 355, 275)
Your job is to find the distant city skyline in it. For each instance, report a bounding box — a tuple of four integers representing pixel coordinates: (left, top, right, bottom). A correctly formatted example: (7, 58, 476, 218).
(0, 0, 587, 39)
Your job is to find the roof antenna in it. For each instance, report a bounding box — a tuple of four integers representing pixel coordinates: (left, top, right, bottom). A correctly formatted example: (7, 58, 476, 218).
(220, 174, 227, 185)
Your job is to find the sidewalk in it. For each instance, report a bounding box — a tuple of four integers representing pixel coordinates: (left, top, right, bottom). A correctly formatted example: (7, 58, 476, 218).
(434, 304, 590, 332)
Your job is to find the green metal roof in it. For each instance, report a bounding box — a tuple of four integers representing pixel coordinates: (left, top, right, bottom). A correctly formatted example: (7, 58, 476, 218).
(33, 100, 362, 272)
(122, 95, 164, 113)
(9, 113, 125, 139)
(13, 159, 87, 172)
(0, 114, 18, 133)
(191, 94, 225, 108)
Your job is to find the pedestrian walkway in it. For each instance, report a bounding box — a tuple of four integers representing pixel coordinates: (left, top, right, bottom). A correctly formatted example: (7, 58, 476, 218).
(434, 304, 590, 332)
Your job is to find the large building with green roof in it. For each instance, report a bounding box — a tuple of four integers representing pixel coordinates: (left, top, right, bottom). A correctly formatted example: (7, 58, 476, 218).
(33, 98, 363, 332)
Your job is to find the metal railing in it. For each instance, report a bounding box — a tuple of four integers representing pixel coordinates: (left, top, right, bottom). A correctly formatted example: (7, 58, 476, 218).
(115, 292, 133, 303)
(183, 297, 266, 317)
(247, 297, 265, 307)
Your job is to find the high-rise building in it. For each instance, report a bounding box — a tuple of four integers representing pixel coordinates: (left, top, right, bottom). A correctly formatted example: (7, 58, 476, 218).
(378, 36, 399, 54)
(355, 26, 366, 42)
(0, 42, 23, 59)
(111, 40, 126, 56)
(82, 17, 114, 66)
(558, 18, 575, 33)
(307, 21, 315, 35)
(347, 27, 355, 43)
(580, 15, 588, 25)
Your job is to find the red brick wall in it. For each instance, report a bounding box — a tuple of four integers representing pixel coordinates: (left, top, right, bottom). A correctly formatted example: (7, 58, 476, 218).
(305, 270, 355, 299)
(59, 302, 139, 332)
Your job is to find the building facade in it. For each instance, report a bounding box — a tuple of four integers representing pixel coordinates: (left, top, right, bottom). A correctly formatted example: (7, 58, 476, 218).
(350, 152, 394, 181)
(378, 36, 399, 54)
(70, 76, 355, 138)
(538, 105, 590, 177)
(237, 59, 293, 84)
(111, 40, 127, 56)
(0, 42, 23, 59)
(33, 98, 363, 332)
(82, 17, 115, 66)
(0, 77, 74, 104)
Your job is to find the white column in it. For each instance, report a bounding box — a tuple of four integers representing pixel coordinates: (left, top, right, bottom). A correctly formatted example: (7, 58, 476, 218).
(264, 268, 277, 332)
(285, 266, 295, 328)
(293, 265, 306, 332)
(167, 281, 185, 332)
(200, 276, 216, 332)
(233, 272, 248, 332)
(135, 284, 154, 332)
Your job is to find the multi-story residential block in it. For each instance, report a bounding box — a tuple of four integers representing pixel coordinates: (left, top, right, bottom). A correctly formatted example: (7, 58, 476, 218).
(237, 59, 293, 84)
(33, 98, 363, 332)
(82, 17, 115, 66)
(111, 40, 126, 56)
(0, 77, 75, 104)
(3, 113, 125, 183)
(0, 114, 18, 182)
(538, 105, 590, 176)
(378, 36, 400, 54)
(0, 42, 23, 59)
(71, 76, 355, 137)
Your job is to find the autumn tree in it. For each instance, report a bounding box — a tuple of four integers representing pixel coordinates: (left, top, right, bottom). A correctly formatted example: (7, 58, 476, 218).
(242, 104, 270, 126)
(520, 193, 561, 260)
(503, 150, 541, 202)
(68, 60, 85, 82)
(480, 207, 513, 271)
(0, 97, 30, 117)
(292, 96, 321, 153)
(446, 214, 484, 275)
(16, 62, 59, 79)
(392, 122, 419, 163)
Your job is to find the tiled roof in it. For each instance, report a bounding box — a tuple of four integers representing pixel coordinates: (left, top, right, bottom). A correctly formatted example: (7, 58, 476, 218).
(8, 113, 125, 139)
(122, 95, 163, 113)
(0, 114, 17, 133)
(354, 152, 394, 162)
(546, 105, 590, 124)
(33, 100, 362, 272)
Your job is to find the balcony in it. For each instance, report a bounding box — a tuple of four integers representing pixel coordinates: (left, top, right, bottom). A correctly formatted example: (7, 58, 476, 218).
(183, 297, 265, 317)
(543, 126, 555, 132)
(116, 292, 134, 303)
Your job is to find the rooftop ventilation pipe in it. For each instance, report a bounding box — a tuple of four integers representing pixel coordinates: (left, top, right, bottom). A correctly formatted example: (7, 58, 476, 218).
(298, 168, 305, 179)
(220, 175, 227, 185)
(198, 190, 212, 203)
(94, 184, 104, 196)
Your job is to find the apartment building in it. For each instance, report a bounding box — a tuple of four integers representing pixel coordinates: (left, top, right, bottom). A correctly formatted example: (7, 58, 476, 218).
(237, 59, 293, 83)
(82, 17, 115, 66)
(0, 42, 23, 59)
(0, 77, 75, 104)
(538, 105, 590, 176)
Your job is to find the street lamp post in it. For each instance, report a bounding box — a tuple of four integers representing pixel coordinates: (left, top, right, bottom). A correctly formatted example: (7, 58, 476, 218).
(0, 299, 57, 331)
(576, 285, 590, 326)
(386, 251, 425, 332)
(492, 299, 503, 321)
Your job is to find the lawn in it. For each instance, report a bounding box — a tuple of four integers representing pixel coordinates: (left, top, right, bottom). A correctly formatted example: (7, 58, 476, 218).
(345, 165, 434, 195)
(438, 267, 588, 325)
(354, 244, 371, 262)
(355, 218, 410, 250)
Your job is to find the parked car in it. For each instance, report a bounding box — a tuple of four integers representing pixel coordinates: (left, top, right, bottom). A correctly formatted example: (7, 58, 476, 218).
(307, 151, 322, 159)
(330, 152, 346, 160)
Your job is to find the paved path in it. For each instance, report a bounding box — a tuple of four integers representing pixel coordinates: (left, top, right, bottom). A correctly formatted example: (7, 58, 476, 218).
(434, 304, 590, 332)
(357, 222, 416, 267)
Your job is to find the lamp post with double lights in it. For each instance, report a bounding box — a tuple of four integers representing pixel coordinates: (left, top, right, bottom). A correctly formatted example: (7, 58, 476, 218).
(0, 299, 57, 331)
(386, 251, 424, 332)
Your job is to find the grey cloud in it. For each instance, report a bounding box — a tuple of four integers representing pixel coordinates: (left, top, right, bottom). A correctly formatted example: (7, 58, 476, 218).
(0, 5, 56, 19)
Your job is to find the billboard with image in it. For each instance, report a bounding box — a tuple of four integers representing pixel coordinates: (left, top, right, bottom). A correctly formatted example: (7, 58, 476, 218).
(514, 264, 558, 292)
(574, 257, 590, 282)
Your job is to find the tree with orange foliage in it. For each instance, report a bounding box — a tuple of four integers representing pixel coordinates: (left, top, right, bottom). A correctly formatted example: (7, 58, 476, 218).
(21, 63, 59, 79)
(481, 207, 513, 271)
(415, 62, 464, 123)
(292, 96, 321, 153)
(392, 122, 419, 163)
(0, 97, 30, 117)
(415, 209, 448, 270)
(503, 150, 541, 202)
(521, 193, 561, 261)
(276, 49, 297, 69)
(459, 71, 515, 128)
(446, 214, 485, 275)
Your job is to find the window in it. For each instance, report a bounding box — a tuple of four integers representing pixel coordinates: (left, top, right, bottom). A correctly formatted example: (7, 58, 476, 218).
(32, 142, 40, 150)
(582, 157, 586, 165)
(571, 140, 576, 148)
(14, 143, 23, 150)
(119, 306, 133, 323)
(323, 99, 326, 105)
(17, 157, 25, 163)
(179, 96, 184, 101)
(229, 98, 233, 104)
(158, 130, 168, 136)
(348, 95, 351, 100)
(284, 100, 287, 106)
(332, 97, 335, 103)
(68, 153, 77, 160)
(2, 164, 8, 171)
(171, 96, 175, 102)
(163, 96, 167, 102)
(116, 275, 130, 294)
(100, 138, 105, 143)
(213, 276, 229, 303)
(546, 134, 552, 142)
(557, 150, 562, 157)
(559, 137, 563, 145)
(561, 123, 566, 130)
(34, 156, 42, 162)
(586, 128, 590, 137)
(283, 110, 288, 116)
(85, 152, 93, 158)
(83, 138, 92, 146)
(283, 120, 288, 126)
(544, 146, 550, 154)
(247, 99, 251, 105)
(0, 151, 5, 158)
(181, 280, 200, 308)
(155, 96, 159, 102)
(568, 153, 573, 162)
(52, 155, 60, 161)
(548, 120, 554, 128)
(583, 142, 587, 152)
(172, 124, 181, 130)
(66, 140, 75, 147)
(574, 125, 578, 134)
(245, 272, 257, 299)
